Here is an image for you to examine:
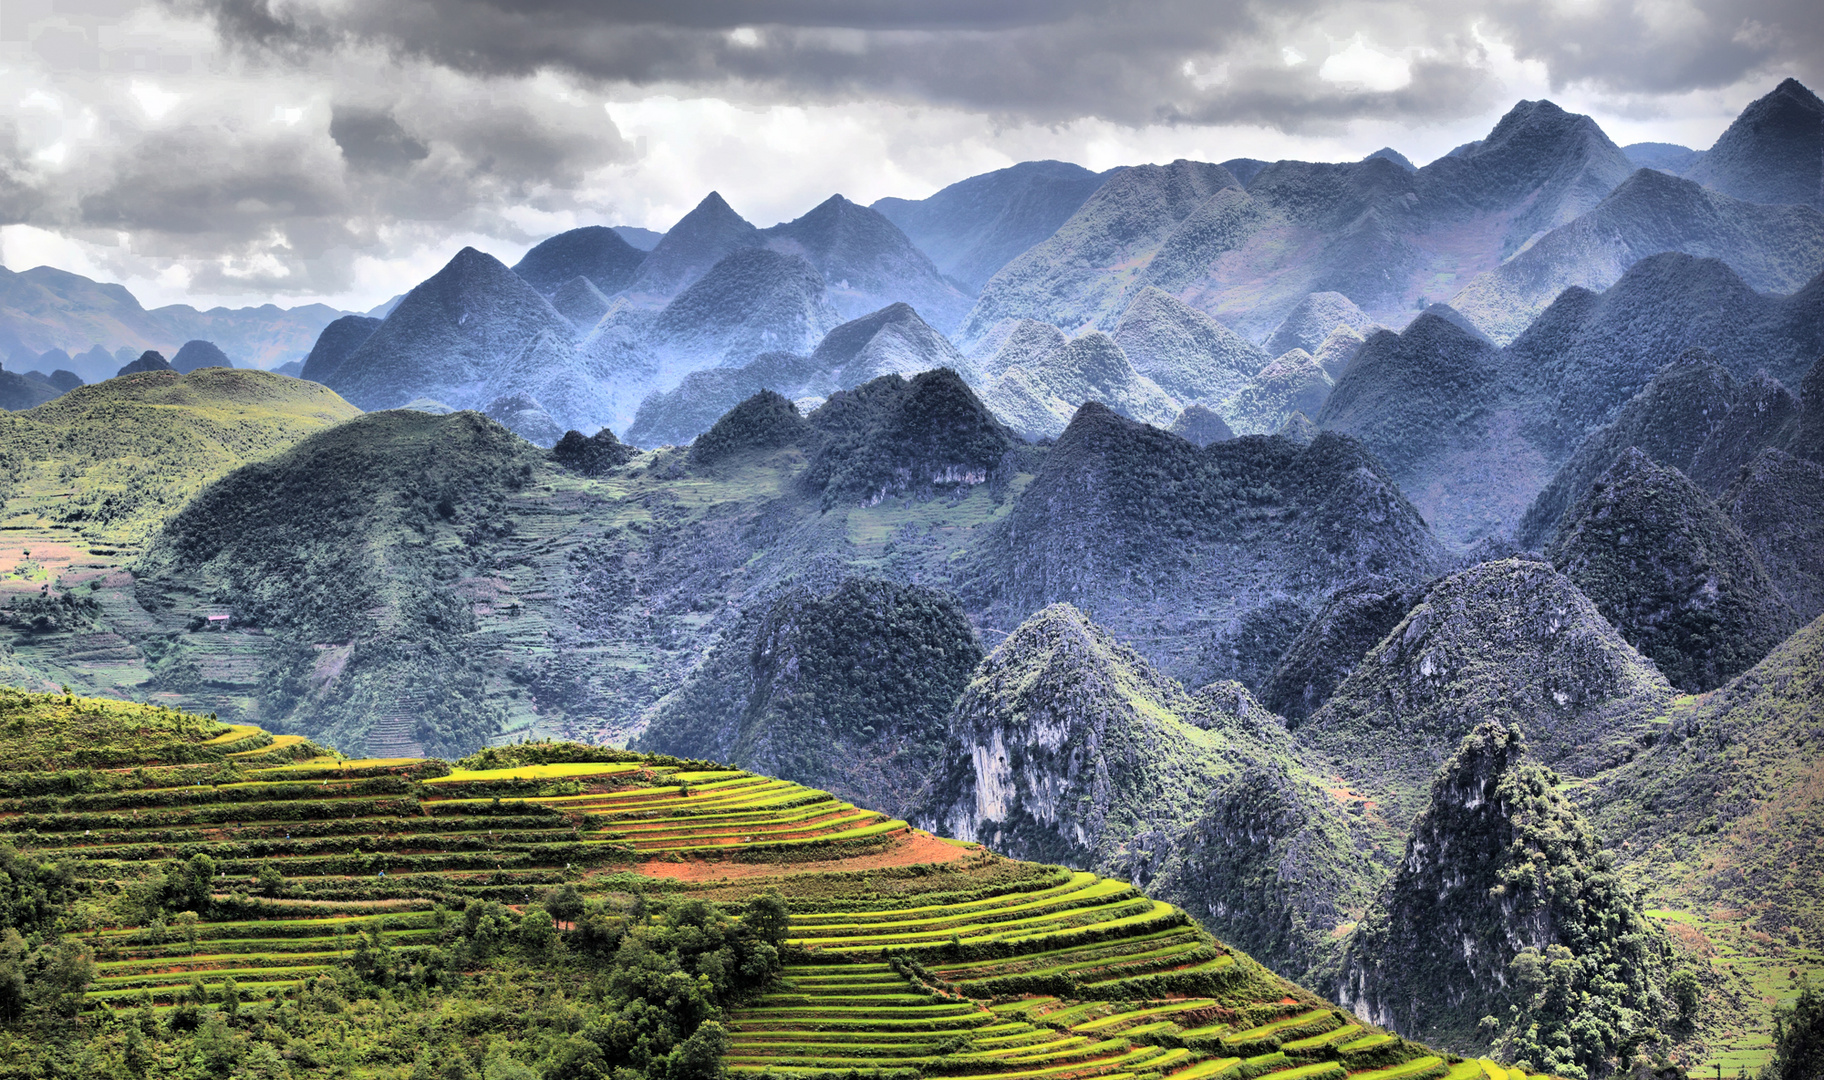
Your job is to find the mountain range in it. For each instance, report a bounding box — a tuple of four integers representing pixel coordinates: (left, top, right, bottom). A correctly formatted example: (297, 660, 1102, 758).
(4, 73, 1824, 1079)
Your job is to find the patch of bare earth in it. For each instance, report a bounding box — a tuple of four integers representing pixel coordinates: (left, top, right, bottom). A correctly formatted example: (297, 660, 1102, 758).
(631, 830, 977, 882)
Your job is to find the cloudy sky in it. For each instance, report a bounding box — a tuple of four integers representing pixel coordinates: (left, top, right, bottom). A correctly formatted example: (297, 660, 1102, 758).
(0, 0, 1817, 312)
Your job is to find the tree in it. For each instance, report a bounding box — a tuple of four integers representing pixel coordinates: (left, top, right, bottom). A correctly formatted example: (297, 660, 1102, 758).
(1764, 979, 1824, 1080)
(670, 1020, 730, 1080)
(1666, 967, 1701, 1026)
(257, 863, 284, 898)
(176, 909, 200, 955)
(543, 884, 584, 929)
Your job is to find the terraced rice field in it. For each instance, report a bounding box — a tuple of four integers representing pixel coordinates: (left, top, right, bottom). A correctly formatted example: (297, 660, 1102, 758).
(722, 866, 1464, 1080)
(3, 715, 1545, 1079)
(5, 749, 918, 1009)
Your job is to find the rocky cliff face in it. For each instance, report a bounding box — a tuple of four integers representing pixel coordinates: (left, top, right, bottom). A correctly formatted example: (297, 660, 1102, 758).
(914, 603, 1291, 865)
(1336, 722, 1674, 1071)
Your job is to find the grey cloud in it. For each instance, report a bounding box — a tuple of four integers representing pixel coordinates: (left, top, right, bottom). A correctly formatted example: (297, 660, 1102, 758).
(330, 107, 431, 173)
(181, 0, 1824, 129)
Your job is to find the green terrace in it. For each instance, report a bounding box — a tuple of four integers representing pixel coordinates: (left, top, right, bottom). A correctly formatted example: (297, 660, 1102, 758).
(725, 960, 1447, 1080)
(0, 711, 1564, 1080)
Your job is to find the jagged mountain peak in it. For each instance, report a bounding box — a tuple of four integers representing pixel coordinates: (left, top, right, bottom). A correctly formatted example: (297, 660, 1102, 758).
(762, 194, 972, 329)
(913, 600, 1287, 869)
(1550, 447, 1795, 691)
(1364, 147, 1415, 172)
(1688, 77, 1823, 209)
(619, 190, 762, 303)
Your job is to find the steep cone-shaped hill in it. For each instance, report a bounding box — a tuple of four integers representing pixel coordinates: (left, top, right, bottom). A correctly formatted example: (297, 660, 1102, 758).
(1296, 558, 1673, 827)
(1686, 78, 1824, 210)
(1420, 100, 1635, 250)
(1112, 286, 1268, 406)
(980, 331, 1178, 440)
(298, 314, 381, 383)
(1121, 750, 1381, 986)
(914, 603, 1295, 868)
(323, 246, 578, 414)
(135, 409, 546, 757)
(1516, 349, 1740, 549)
(1223, 348, 1332, 436)
(805, 302, 975, 388)
(170, 339, 232, 372)
(915, 602, 1375, 983)
(1315, 313, 1531, 546)
(511, 224, 647, 297)
(762, 195, 973, 331)
(1723, 448, 1824, 622)
(687, 389, 807, 467)
(623, 304, 968, 449)
(1266, 292, 1377, 358)
(624, 352, 820, 449)
(635, 577, 982, 818)
(979, 317, 1068, 379)
(872, 160, 1108, 293)
(802, 368, 1016, 506)
(968, 405, 1444, 688)
(1686, 370, 1803, 494)
(0, 367, 62, 410)
(1263, 575, 1428, 721)
(960, 160, 1241, 342)
(1584, 612, 1824, 948)
(118, 349, 173, 376)
(616, 191, 761, 306)
(1548, 449, 1796, 692)
(1311, 323, 1367, 381)
(1168, 403, 1233, 447)
(549, 274, 612, 332)
(1504, 252, 1824, 441)
(645, 248, 843, 369)
(1337, 722, 1675, 1069)
(1450, 168, 1824, 344)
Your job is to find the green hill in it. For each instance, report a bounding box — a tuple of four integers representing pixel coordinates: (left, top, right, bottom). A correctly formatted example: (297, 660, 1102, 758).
(0, 368, 360, 551)
(0, 694, 1519, 1080)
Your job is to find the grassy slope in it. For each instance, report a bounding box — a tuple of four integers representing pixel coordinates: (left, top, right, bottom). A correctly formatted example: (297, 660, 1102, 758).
(0, 369, 360, 552)
(1577, 614, 1824, 1070)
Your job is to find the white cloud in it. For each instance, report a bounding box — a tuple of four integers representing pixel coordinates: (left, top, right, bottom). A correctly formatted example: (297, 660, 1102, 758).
(130, 80, 182, 119)
(1318, 39, 1413, 92)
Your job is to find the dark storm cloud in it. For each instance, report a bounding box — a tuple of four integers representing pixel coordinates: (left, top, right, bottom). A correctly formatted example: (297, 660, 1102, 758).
(330, 108, 432, 173)
(182, 0, 1824, 128)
